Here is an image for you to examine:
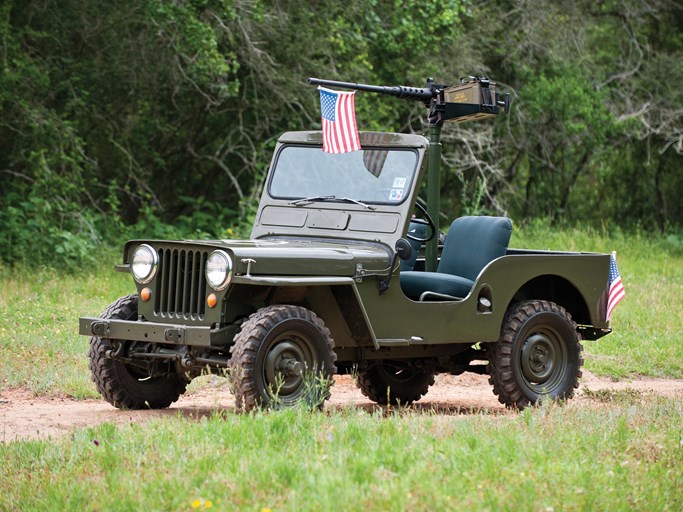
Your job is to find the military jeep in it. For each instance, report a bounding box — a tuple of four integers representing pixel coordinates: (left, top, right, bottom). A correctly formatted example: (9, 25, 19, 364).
(79, 128, 614, 412)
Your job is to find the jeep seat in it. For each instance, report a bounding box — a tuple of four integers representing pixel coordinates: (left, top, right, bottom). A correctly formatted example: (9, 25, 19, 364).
(400, 216, 512, 300)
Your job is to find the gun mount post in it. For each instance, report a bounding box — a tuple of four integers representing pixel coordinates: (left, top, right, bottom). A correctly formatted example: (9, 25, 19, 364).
(425, 124, 442, 272)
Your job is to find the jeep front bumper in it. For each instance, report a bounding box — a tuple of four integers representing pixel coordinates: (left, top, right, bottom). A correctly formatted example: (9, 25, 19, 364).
(79, 317, 233, 346)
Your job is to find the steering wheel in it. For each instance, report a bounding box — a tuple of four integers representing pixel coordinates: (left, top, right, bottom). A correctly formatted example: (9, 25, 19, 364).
(407, 202, 436, 243)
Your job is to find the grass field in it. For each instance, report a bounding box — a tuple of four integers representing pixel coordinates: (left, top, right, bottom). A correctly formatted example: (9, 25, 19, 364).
(1, 399, 682, 510)
(1, 225, 682, 510)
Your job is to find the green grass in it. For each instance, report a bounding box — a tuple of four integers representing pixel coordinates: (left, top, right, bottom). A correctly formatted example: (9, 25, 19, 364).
(1, 399, 682, 511)
(0, 260, 131, 397)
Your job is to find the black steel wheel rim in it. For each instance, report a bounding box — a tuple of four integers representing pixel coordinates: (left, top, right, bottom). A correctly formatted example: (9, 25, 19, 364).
(262, 329, 316, 400)
(518, 327, 568, 394)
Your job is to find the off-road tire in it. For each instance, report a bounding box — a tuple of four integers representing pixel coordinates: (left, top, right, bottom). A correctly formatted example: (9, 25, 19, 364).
(88, 294, 186, 410)
(487, 300, 583, 410)
(357, 363, 435, 406)
(229, 305, 337, 412)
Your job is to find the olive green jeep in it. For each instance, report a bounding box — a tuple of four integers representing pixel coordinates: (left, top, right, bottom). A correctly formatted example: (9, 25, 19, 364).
(79, 130, 614, 412)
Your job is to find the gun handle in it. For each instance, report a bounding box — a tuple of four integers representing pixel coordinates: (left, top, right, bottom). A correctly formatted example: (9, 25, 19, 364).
(497, 93, 511, 114)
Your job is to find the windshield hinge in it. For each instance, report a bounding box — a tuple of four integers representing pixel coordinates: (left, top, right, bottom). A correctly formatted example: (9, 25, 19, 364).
(354, 263, 364, 282)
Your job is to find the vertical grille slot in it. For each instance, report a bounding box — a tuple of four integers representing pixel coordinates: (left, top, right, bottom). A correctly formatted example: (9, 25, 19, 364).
(154, 248, 207, 321)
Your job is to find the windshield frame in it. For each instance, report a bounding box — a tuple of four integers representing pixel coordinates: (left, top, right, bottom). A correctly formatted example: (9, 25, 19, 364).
(266, 143, 420, 206)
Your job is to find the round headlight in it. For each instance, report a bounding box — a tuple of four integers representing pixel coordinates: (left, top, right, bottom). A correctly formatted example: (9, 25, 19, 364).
(131, 244, 158, 284)
(206, 250, 232, 290)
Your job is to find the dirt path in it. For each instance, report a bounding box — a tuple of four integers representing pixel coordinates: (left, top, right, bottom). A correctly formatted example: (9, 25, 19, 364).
(2, 371, 682, 442)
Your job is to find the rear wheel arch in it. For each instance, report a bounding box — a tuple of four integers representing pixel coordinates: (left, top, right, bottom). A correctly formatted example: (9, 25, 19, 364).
(509, 274, 591, 326)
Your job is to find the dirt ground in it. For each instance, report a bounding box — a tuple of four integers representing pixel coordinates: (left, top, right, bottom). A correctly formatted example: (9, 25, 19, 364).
(2, 371, 682, 442)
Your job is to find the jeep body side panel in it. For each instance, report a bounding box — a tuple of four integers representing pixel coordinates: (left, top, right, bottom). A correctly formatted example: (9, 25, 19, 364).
(355, 252, 611, 346)
(212, 251, 610, 351)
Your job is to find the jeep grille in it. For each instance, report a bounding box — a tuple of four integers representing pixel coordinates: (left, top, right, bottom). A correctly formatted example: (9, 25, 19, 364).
(154, 248, 208, 321)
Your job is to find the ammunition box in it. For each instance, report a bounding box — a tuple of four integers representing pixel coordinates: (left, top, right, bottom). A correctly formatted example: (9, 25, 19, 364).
(444, 79, 497, 123)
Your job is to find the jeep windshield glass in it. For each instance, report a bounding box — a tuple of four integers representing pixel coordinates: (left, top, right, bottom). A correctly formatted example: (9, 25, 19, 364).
(268, 145, 418, 205)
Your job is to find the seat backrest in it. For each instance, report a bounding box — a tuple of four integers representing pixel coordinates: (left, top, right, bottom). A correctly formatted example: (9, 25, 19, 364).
(399, 221, 427, 271)
(437, 216, 512, 281)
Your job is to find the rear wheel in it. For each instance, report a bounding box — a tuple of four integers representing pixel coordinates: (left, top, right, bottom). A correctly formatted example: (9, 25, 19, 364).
(487, 300, 583, 410)
(88, 295, 186, 410)
(357, 361, 435, 405)
(229, 305, 337, 412)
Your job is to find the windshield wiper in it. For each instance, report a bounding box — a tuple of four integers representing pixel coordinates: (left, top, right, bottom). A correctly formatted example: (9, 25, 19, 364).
(288, 195, 336, 206)
(339, 197, 376, 210)
(288, 195, 376, 210)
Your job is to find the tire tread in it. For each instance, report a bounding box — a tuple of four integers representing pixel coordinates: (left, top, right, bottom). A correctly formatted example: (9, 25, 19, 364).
(487, 300, 584, 410)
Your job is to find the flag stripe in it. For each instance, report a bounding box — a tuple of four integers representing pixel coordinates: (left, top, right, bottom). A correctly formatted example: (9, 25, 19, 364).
(337, 93, 352, 152)
(337, 94, 348, 151)
(606, 277, 625, 319)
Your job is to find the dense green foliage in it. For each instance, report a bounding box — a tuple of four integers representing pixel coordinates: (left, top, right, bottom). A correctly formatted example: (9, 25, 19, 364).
(1, 0, 681, 266)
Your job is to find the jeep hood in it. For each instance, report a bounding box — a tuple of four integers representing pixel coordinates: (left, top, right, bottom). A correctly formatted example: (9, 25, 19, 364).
(124, 238, 392, 277)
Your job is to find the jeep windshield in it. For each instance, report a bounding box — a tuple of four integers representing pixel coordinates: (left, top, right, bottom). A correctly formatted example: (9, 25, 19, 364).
(269, 145, 419, 205)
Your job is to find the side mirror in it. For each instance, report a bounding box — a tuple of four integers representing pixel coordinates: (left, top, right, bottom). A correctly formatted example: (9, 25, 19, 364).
(394, 238, 413, 261)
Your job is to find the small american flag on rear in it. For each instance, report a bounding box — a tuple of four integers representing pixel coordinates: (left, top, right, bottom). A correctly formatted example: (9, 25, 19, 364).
(606, 253, 625, 320)
(319, 87, 360, 154)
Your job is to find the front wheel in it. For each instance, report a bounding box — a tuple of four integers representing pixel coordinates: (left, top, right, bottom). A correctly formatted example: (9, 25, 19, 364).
(229, 305, 337, 412)
(487, 300, 583, 410)
(88, 294, 186, 409)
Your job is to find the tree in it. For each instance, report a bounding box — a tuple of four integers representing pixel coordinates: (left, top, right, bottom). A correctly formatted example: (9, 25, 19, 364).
(1, 0, 681, 267)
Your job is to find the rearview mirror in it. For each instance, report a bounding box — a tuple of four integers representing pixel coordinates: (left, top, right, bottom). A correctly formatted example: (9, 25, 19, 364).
(395, 238, 413, 261)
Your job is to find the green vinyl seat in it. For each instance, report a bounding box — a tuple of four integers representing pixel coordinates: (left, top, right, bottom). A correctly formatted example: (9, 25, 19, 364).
(400, 216, 512, 300)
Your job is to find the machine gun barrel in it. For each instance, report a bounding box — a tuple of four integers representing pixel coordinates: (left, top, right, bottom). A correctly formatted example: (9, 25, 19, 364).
(307, 77, 434, 103)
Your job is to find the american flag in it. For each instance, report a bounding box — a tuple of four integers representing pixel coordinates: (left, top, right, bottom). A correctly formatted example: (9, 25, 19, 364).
(606, 253, 625, 320)
(319, 87, 360, 154)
